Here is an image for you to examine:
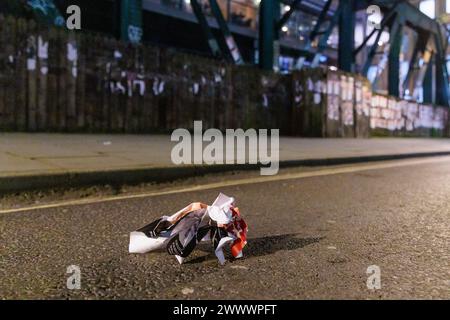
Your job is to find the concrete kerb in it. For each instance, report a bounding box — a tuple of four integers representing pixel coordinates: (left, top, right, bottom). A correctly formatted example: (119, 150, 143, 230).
(2, 151, 450, 194)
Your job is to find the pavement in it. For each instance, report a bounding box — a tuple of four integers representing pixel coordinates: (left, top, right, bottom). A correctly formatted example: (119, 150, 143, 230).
(1, 156, 450, 299)
(2, 133, 450, 192)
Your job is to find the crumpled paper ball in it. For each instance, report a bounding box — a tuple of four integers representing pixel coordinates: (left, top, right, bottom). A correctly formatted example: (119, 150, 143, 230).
(129, 193, 248, 265)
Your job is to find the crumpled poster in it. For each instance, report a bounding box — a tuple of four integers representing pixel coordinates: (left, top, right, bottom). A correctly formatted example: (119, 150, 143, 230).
(129, 193, 248, 265)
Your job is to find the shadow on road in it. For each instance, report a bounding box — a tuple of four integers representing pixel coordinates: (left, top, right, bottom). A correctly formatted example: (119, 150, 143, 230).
(187, 234, 323, 264)
(244, 234, 324, 258)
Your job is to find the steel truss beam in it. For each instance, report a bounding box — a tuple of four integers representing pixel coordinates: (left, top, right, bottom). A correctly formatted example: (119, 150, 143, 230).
(355, 0, 449, 106)
(277, 0, 303, 31)
(388, 17, 404, 97)
(259, 0, 280, 70)
(310, 0, 333, 41)
(433, 27, 449, 106)
(191, 0, 244, 64)
(338, 0, 355, 71)
(261, 0, 336, 70)
(297, 0, 338, 69)
(209, 0, 244, 64)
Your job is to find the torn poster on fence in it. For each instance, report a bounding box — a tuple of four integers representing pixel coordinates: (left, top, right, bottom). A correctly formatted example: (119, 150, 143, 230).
(129, 193, 248, 265)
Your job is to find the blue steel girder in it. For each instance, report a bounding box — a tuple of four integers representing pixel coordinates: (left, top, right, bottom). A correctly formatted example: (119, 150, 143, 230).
(388, 17, 405, 97)
(279, 0, 336, 18)
(309, 0, 333, 41)
(259, 0, 281, 70)
(361, 10, 398, 76)
(310, 2, 341, 67)
(261, 0, 334, 70)
(402, 32, 432, 100)
(297, 0, 339, 69)
(338, 0, 355, 72)
(190, 0, 222, 59)
(434, 27, 450, 106)
(354, 2, 400, 57)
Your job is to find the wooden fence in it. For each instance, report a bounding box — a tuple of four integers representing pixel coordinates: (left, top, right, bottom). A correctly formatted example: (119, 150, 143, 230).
(0, 15, 448, 137)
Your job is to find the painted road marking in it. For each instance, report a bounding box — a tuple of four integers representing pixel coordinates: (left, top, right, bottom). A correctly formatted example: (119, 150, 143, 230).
(1, 156, 449, 214)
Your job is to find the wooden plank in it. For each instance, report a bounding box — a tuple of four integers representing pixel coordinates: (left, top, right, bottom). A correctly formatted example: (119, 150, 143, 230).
(324, 69, 341, 138)
(83, 33, 95, 131)
(141, 45, 153, 132)
(47, 27, 58, 130)
(37, 31, 48, 130)
(98, 36, 108, 132)
(223, 64, 233, 130)
(3, 16, 17, 130)
(76, 32, 86, 130)
(86, 34, 95, 131)
(57, 28, 67, 131)
(66, 34, 78, 131)
(124, 43, 134, 133)
(14, 18, 27, 131)
(26, 20, 37, 131)
(132, 46, 144, 133)
(0, 14, 6, 131)
(109, 38, 122, 132)
(339, 72, 356, 138)
(220, 64, 232, 131)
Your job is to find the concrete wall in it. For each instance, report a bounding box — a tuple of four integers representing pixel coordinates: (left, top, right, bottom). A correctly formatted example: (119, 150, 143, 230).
(294, 68, 450, 138)
(0, 15, 448, 137)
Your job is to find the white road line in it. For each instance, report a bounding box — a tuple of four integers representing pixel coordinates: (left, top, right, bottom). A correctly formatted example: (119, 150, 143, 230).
(1, 156, 449, 214)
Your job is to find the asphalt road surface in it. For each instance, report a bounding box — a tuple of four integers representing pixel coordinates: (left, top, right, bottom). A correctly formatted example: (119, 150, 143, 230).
(1, 157, 450, 300)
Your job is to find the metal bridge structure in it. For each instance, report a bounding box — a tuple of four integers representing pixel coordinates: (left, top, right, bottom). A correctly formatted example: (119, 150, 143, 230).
(257, 0, 450, 106)
(7, 0, 450, 107)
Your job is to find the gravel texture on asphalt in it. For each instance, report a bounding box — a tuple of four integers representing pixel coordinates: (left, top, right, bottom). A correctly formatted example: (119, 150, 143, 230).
(1, 159, 450, 299)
